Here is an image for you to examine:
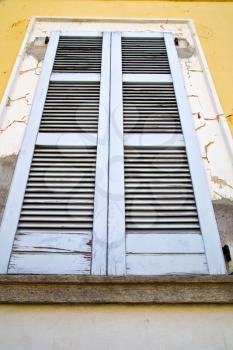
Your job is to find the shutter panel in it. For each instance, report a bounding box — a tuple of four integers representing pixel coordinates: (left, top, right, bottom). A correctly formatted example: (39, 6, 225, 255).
(108, 32, 226, 275)
(0, 31, 111, 274)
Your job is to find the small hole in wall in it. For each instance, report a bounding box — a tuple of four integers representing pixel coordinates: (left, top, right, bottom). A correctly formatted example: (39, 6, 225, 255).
(174, 37, 179, 46)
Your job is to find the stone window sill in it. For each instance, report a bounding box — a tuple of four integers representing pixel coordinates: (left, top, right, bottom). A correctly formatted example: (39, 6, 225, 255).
(0, 275, 233, 304)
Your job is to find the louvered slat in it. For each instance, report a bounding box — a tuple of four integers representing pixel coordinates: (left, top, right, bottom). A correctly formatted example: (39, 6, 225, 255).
(16, 146, 96, 234)
(122, 37, 170, 74)
(124, 147, 200, 234)
(123, 82, 182, 133)
(39, 82, 100, 133)
(53, 36, 102, 73)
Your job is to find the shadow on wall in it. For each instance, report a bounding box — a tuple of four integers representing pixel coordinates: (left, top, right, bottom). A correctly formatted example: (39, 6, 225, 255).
(0, 155, 17, 222)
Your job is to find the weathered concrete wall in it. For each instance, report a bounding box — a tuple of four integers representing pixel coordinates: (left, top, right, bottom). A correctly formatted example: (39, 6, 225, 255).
(0, 155, 17, 222)
(0, 305, 233, 349)
(213, 199, 233, 272)
(213, 199, 233, 249)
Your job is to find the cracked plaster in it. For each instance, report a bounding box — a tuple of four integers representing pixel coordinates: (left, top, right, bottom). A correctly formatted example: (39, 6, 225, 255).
(1, 20, 232, 198)
(0, 19, 233, 264)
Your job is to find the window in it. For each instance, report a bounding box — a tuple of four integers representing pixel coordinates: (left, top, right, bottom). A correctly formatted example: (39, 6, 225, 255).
(0, 31, 226, 275)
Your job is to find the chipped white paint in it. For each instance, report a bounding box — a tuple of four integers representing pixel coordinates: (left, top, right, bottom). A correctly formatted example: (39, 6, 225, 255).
(0, 17, 233, 204)
(8, 253, 91, 274)
(13, 232, 92, 253)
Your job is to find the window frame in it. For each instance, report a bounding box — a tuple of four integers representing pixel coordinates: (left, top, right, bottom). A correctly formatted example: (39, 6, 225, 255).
(0, 28, 228, 274)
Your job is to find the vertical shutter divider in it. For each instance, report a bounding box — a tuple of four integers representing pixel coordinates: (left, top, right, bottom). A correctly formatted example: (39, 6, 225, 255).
(108, 32, 126, 275)
(91, 32, 111, 275)
(164, 32, 226, 274)
(0, 32, 60, 273)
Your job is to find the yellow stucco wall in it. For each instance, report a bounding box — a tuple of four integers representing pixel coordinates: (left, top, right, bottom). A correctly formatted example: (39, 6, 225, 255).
(0, 305, 233, 349)
(0, 4, 233, 347)
(0, 0, 233, 134)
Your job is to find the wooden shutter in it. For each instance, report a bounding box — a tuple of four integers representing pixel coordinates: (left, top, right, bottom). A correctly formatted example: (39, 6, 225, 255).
(0, 31, 110, 274)
(108, 32, 226, 275)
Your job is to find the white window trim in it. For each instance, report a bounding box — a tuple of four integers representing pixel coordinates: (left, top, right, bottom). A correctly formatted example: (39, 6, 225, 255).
(0, 18, 232, 273)
(0, 32, 60, 272)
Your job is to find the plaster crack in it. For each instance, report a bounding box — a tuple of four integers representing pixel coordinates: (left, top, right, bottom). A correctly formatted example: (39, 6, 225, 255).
(20, 60, 41, 76)
(204, 114, 225, 121)
(213, 191, 223, 199)
(211, 175, 233, 191)
(205, 116, 218, 121)
(203, 139, 215, 163)
(7, 94, 30, 107)
(0, 116, 27, 134)
(188, 94, 198, 98)
(195, 121, 206, 131)
(188, 69, 203, 73)
(184, 60, 191, 78)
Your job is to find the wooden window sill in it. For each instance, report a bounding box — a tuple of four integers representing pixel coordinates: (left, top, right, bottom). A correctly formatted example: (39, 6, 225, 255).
(0, 275, 232, 304)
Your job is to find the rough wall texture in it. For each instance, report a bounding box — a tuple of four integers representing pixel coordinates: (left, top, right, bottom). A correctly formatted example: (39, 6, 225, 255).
(213, 199, 233, 272)
(0, 0, 233, 134)
(0, 155, 17, 222)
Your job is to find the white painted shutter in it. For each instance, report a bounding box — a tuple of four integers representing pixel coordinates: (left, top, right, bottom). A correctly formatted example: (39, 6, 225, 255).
(108, 32, 226, 275)
(0, 30, 226, 276)
(0, 31, 110, 274)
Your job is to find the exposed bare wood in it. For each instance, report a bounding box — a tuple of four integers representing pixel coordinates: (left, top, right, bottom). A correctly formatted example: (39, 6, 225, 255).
(8, 254, 91, 274)
(13, 232, 92, 253)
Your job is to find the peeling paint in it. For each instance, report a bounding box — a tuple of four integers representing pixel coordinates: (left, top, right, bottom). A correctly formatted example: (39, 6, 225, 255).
(176, 38, 195, 59)
(0, 19, 232, 219)
(26, 37, 47, 63)
(211, 176, 233, 191)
